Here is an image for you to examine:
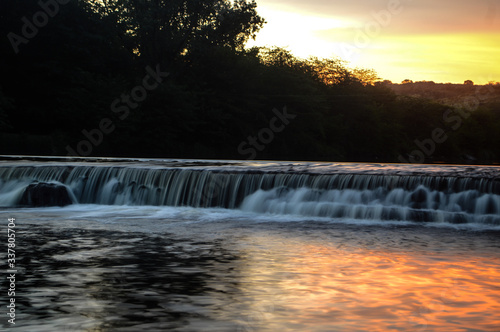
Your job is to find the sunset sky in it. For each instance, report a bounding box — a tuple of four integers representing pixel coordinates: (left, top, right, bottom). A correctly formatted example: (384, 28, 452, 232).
(246, 0, 500, 84)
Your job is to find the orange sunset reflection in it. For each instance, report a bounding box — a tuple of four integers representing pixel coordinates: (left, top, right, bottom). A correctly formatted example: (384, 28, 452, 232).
(236, 235, 500, 331)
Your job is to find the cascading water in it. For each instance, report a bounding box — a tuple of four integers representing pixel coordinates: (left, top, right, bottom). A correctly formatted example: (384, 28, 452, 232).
(0, 159, 499, 224)
(239, 185, 500, 224)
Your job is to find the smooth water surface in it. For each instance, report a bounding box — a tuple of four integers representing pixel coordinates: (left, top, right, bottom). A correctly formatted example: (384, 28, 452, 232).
(1, 206, 499, 331)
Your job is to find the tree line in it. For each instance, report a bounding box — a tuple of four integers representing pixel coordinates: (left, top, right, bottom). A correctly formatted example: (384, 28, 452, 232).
(1, 0, 499, 163)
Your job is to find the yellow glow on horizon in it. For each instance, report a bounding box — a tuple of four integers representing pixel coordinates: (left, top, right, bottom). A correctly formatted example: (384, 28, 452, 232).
(246, 7, 358, 59)
(355, 33, 500, 84)
(247, 5, 500, 84)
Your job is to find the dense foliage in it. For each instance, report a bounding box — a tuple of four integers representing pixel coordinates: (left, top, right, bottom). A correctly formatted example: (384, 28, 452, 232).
(1, 0, 499, 163)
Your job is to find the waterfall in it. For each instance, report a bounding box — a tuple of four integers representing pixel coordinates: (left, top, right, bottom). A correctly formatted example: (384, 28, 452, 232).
(1, 163, 499, 224)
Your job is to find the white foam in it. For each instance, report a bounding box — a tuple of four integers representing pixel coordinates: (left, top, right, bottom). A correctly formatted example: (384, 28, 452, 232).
(7, 204, 500, 232)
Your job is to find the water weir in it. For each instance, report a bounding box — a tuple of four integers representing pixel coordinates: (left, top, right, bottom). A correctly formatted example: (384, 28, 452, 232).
(1, 157, 499, 224)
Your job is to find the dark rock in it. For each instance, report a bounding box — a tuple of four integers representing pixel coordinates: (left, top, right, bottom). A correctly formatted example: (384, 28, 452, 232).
(411, 186, 428, 209)
(409, 209, 432, 222)
(20, 183, 73, 207)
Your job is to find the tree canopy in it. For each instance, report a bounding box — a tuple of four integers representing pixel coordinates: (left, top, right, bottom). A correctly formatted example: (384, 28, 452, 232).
(1, 0, 499, 163)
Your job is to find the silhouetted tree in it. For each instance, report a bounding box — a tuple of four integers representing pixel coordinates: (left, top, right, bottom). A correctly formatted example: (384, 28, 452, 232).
(85, 0, 264, 71)
(1, 0, 499, 163)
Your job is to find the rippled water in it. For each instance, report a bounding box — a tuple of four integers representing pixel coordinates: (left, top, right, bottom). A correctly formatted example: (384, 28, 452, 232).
(1, 206, 500, 331)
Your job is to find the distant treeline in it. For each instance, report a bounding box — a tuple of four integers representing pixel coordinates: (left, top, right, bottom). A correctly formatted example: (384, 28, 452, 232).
(1, 0, 499, 164)
(382, 80, 500, 106)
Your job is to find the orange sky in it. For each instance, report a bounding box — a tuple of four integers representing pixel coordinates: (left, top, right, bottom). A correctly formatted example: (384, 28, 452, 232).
(246, 0, 500, 84)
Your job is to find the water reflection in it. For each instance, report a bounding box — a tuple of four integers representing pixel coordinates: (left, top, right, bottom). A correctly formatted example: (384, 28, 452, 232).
(3, 225, 243, 331)
(2, 222, 499, 332)
(233, 233, 500, 332)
